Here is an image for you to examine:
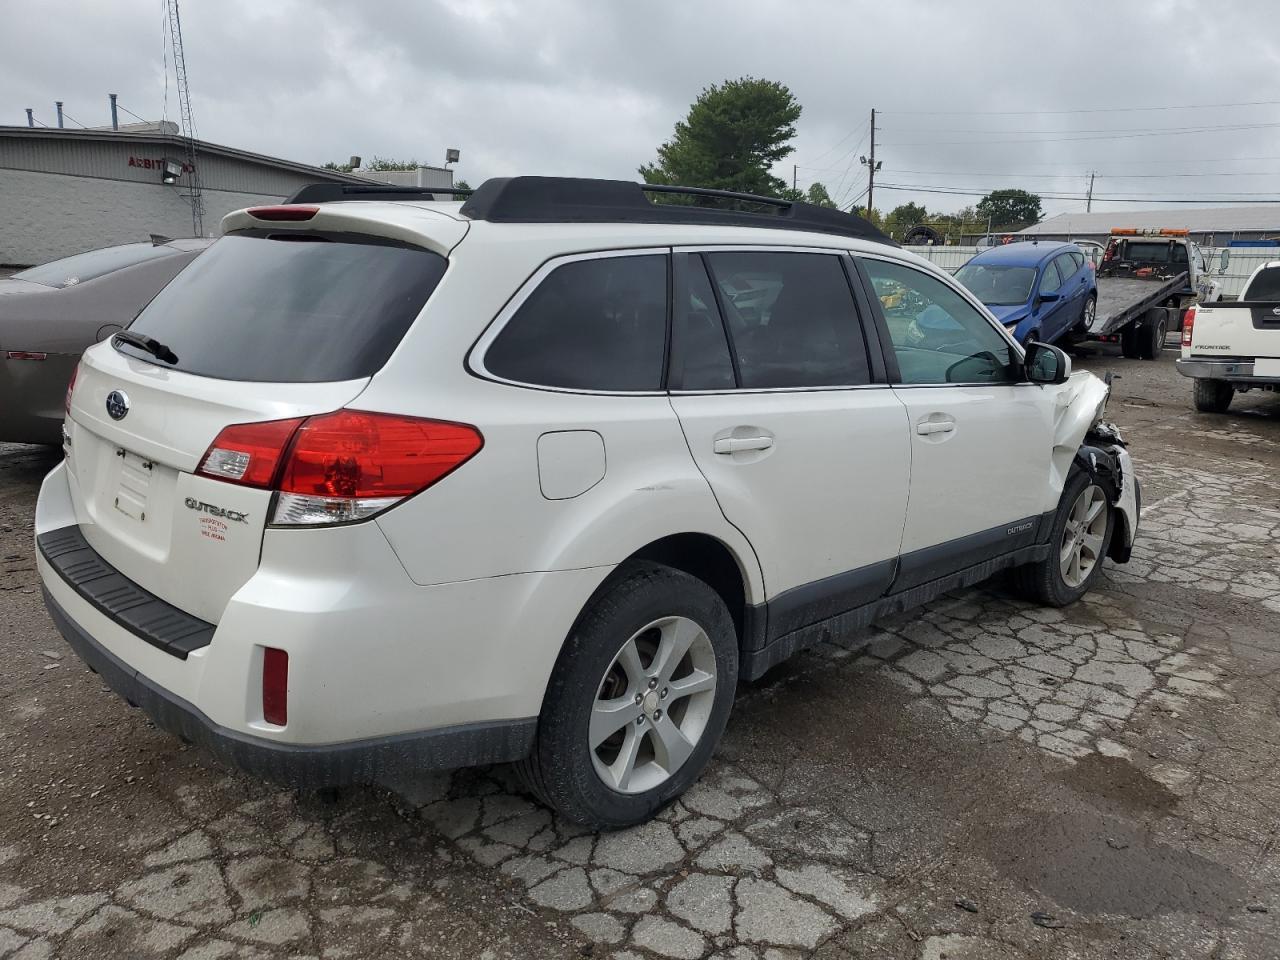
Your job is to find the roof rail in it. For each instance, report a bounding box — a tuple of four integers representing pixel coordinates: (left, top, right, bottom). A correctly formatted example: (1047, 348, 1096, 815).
(283, 183, 473, 204)
(458, 177, 894, 245)
(281, 177, 895, 245)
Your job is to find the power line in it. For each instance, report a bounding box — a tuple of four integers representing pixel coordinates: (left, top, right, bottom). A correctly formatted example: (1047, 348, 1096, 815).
(883, 98, 1280, 116)
(58, 111, 89, 129)
(882, 119, 1280, 147)
(802, 118, 870, 167)
(876, 182, 1280, 203)
(887, 167, 1280, 181)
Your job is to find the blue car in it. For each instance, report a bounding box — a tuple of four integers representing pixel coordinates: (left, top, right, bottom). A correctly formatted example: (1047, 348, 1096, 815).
(955, 241, 1096, 347)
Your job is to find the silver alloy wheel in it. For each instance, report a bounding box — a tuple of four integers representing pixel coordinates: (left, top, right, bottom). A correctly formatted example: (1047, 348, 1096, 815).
(590, 616, 717, 794)
(1083, 297, 1095, 329)
(1060, 484, 1108, 588)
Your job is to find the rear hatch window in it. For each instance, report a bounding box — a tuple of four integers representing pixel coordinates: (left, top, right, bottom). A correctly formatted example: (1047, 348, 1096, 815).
(115, 233, 447, 382)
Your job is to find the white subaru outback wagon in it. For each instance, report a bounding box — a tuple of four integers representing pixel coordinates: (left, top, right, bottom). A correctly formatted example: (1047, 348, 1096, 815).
(37, 177, 1139, 828)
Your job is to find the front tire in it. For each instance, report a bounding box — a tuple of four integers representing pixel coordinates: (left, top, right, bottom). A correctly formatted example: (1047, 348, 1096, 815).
(1193, 378, 1234, 413)
(1013, 469, 1115, 607)
(517, 561, 738, 829)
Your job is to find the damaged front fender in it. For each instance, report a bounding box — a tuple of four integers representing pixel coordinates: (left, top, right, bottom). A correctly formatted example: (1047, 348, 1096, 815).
(1047, 372, 1139, 563)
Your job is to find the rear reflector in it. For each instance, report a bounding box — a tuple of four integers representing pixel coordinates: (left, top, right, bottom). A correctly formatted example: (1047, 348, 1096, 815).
(194, 409, 484, 526)
(1181, 306, 1196, 347)
(6, 350, 47, 361)
(262, 647, 288, 726)
(246, 205, 319, 222)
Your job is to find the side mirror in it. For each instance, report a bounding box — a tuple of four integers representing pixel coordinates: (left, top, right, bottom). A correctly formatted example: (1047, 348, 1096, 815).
(1037, 290, 1061, 304)
(1218, 249, 1230, 274)
(1024, 341, 1071, 385)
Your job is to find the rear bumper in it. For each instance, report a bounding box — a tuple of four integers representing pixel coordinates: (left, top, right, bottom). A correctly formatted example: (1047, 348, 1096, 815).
(1176, 358, 1280, 384)
(42, 586, 535, 788)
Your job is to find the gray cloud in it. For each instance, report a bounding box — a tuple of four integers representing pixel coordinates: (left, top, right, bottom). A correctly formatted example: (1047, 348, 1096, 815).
(6, 0, 1280, 218)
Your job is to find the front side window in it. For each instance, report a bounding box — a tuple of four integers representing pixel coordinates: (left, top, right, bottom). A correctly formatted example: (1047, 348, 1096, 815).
(703, 251, 870, 389)
(1039, 259, 1064, 294)
(485, 254, 667, 391)
(861, 258, 1019, 386)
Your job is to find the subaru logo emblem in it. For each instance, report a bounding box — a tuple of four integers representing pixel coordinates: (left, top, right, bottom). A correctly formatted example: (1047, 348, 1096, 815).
(1272, 306, 1280, 317)
(105, 390, 130, 421)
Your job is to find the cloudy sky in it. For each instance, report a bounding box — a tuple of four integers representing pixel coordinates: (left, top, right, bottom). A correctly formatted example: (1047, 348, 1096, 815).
(6, 0, 1280, 220)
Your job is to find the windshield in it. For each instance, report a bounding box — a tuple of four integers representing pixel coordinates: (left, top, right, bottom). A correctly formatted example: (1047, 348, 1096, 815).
(954, 263, 1037, 306)
(14, 243, 177, 288)
(115, 233, 447, 383)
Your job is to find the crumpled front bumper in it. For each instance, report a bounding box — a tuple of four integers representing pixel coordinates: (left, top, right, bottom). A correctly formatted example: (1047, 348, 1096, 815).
(1078, 420, 1139, 561)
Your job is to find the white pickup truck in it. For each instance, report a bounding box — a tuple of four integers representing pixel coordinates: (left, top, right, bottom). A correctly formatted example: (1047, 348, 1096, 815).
(1176, 261, 1280, 412)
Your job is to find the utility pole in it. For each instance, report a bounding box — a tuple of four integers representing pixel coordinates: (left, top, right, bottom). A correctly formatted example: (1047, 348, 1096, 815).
(792, 164, 797, 193)
(859, 108, 881, 216)
(1086, 170, 1096, 213)
(868, 108, 876, 214)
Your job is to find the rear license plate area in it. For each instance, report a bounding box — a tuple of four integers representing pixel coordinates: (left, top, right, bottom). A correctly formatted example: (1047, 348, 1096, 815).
(114, 451, 153, 521)
(1255, 357, 1280, 378)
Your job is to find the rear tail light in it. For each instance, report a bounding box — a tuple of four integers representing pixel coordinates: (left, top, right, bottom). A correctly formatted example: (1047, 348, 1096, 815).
(262, 647, 289, 726)
(65, 361, 80, 415)
(1181, 306, 1196, 347)
(195, 410, 483, 526)
(197, 417, 305, 488)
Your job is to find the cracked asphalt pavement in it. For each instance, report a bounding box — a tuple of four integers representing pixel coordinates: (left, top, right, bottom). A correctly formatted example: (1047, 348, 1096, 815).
(2, 343, 1278, 959)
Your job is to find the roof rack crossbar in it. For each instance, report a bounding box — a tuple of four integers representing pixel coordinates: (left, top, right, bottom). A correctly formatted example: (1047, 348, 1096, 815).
(283, 183, 473, 204)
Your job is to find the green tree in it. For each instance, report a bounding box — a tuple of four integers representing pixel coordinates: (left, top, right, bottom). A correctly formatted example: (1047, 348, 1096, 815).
(976, 189, 1042, 228)
(803, 182, 836, 207)
(851, 206, 885, 229)
(322, 160, 354, 173)
(454, 179, 472, 193)
(640, 77, 802, 199)
(884, 202, 928, 237)
(367, 156, 422, 171)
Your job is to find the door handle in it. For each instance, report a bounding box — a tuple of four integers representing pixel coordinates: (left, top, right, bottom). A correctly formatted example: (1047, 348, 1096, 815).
(915, 420, 955, 436)
(713, 436, 774, 454)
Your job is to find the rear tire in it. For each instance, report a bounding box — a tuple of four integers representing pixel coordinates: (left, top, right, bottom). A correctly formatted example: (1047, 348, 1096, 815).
(1193, 378, 1234, 413)
(1136, 311, 1168, 360)
(1013, 468, 1115, 608)
(517, 561, 738, 829)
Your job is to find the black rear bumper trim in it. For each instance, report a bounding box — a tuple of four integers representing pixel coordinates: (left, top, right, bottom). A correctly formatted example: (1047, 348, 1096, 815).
(37, 525, 214, 659)
(41, 587, 537, 788)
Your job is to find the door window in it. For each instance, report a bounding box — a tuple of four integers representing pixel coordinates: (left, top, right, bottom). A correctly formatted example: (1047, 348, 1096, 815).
(484, 254, 668, 391)
(1039, 259, 1064, 295)
(861, 258, 1020, 385)
(1053, 254, 1078, 284)
(703, 251, 870, 389)
(669, 256, 735, 391)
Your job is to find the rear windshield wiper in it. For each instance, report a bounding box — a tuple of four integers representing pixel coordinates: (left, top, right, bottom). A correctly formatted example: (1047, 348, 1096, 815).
(113, 330, 179, 366)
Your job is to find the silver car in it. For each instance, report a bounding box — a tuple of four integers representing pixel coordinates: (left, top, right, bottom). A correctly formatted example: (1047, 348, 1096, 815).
(0, 237, 210, 444)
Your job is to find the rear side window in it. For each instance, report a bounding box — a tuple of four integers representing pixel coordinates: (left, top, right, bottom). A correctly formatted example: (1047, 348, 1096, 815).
(1245, 266, 1280, 300)
(117, 234, 446, 383)
(485, 254, 667, 391)
(704, 251, 870, 389)
(15, 242, 176, 288)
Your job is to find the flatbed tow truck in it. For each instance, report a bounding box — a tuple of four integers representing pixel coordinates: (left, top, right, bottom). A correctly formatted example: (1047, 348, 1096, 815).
(1080, 228, 1217, 360)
